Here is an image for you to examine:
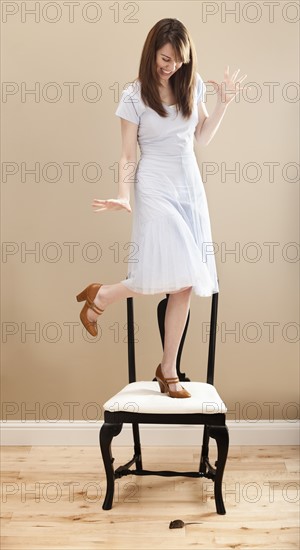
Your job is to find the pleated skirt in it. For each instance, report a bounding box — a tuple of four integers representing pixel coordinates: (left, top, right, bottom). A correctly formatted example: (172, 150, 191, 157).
(121, 152, 219, 297)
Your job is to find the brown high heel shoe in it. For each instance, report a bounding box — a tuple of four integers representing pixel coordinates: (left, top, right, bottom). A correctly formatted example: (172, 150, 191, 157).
(155, 364, 191, 398)
(76, 283, 104, 336)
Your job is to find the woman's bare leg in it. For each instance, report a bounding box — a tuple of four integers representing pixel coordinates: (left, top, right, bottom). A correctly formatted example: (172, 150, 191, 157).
(86, 283, 141, 323)
(160, 287, 192, 392)
(87, 283, 193, 392)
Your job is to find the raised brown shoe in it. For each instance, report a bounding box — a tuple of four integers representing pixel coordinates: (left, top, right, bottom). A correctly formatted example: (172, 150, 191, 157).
(76, 283, 104, 336)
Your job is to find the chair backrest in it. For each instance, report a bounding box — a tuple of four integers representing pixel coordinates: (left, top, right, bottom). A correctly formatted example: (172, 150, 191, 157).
(126, 292, 219, 386)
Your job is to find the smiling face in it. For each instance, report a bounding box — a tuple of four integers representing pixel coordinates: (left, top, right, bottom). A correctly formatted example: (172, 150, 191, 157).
(156, 42, 183, 83)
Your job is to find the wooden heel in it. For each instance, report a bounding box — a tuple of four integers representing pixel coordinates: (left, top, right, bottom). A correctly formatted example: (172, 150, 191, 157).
(76, 288, 88, 302)
(157, 379, 166, 393)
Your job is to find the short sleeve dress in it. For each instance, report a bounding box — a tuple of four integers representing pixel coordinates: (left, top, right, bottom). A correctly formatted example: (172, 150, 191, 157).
(115, 73, 219, 297)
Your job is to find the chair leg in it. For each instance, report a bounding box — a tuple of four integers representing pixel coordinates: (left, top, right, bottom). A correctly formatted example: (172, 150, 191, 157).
(199, 425, 210, 474)
(99, 422, 123, 510)
(209, 425, 229, 515)
(132, 423, 143, 470)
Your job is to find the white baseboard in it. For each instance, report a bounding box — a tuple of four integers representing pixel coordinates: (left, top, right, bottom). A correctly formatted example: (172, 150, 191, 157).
(0, 420, 299, 446)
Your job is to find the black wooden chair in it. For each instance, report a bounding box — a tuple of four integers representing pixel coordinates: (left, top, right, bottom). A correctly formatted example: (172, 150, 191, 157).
(99, 291, 229, 514)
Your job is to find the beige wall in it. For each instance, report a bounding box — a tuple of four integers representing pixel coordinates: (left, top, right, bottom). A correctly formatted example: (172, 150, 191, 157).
(1, 1, 299, 422)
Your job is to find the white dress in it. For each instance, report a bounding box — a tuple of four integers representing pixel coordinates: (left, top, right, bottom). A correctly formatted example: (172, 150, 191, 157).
(115, 72, 219, 297)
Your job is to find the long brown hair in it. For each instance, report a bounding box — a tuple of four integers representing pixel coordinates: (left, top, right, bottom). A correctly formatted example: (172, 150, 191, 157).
(136, 18, 198, 119)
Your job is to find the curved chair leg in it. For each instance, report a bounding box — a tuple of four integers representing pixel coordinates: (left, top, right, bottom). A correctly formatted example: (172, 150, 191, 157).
(99, 422, 123, 510)
(132, 423, 143, 470)
(199, 425, 210, 474)
(209, 425, 229, 515)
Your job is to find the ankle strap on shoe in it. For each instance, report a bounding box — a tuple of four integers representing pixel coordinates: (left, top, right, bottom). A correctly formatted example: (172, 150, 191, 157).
(87, 301, 104, 315)
(165, 377, 179, 383)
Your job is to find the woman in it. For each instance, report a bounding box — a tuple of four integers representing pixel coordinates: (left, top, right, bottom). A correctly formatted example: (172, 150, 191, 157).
(76, 18, 248, 398)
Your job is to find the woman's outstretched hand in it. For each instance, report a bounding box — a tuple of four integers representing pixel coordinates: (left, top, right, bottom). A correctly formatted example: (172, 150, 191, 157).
(207, 66, 251, 106)
(92, 198, 132, 213)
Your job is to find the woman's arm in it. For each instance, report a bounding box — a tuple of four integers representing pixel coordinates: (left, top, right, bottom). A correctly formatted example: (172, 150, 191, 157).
(117, 118, 138, 202)
(195, 66, 249, 147)
(194, 100, 228, 146)
(92, 118, 138, 213)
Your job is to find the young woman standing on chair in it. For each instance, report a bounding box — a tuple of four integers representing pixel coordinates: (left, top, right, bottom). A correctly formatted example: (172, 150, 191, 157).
(76, 18, 248, 398)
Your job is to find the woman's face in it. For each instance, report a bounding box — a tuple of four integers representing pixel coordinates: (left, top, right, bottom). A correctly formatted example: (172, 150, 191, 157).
(156, 43, 183, 82)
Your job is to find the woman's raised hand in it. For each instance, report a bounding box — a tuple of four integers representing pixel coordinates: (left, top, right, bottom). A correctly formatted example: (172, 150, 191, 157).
(207, 66, 251, 105)
(92, 198, 132, 213)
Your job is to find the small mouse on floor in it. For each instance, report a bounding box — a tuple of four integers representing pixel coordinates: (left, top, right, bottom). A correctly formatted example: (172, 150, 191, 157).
(169, 519, 203, 529)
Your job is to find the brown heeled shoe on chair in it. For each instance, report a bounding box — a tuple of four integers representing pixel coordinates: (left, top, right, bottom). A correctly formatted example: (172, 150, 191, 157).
(155, 363, 191, 398)
(76, 283, 104, 337)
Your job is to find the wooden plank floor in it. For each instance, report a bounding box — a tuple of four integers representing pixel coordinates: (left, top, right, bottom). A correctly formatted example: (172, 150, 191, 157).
(0, 445, 299, 549)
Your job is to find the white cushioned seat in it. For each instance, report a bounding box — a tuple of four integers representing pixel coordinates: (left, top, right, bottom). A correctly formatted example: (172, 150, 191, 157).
(103, 381, 227, 415)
